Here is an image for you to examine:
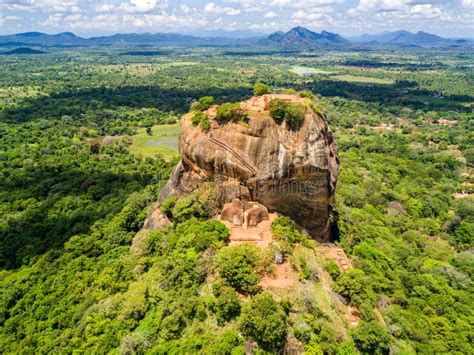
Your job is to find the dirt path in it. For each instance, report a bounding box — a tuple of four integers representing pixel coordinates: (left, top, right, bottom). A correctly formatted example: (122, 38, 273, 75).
(315, 241, 360, 326)
(260, 262, 296, 289)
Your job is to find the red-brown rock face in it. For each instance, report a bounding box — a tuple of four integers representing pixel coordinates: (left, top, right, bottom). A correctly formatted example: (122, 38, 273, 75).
(159, 94, 339, 239)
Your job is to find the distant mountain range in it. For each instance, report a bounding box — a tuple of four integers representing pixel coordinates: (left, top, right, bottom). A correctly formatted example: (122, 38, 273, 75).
(0, 27, 471, 50)
(0, 31, 254, 48)
(351, 30, 470, 47)
(1, 47, 47, 55)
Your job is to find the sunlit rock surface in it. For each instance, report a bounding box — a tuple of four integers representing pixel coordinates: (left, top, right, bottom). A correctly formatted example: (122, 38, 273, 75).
(159, 94, 339, 239)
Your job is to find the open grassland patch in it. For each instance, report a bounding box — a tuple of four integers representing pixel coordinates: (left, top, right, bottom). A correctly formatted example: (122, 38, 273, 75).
(128, 123, 179, 160)
(332, 74, 395, 85)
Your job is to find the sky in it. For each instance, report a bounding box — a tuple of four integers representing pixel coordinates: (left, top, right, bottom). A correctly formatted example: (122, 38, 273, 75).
(0, 0, 473, 38)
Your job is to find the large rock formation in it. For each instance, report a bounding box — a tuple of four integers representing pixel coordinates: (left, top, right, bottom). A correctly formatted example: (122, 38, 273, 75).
(159, 94, 339, 239)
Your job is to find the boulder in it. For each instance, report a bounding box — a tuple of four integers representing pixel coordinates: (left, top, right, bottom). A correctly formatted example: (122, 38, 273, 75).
(159, 94, 339, 239)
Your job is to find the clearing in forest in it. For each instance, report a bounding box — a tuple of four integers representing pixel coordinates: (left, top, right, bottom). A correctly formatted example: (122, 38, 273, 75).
(128, 123, 179, 160)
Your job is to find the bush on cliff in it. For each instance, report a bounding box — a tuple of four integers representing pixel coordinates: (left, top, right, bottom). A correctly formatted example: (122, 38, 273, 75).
(253, 82, 270, 96)
(191, 111, 210, 132)
(191, 96, 215, 111)
(216, 102, 248, 124)
(268, 99, 305, 128)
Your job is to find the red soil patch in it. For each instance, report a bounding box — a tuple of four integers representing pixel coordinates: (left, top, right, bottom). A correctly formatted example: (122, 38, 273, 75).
(260, 262, 296, 289)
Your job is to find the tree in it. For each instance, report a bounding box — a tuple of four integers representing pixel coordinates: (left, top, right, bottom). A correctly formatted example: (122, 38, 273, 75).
(334, 269, 375, 305)
(209, 282, 241, 324)
(239, 292, 287, 350)
(208, 330, 244, 354)
(352, 321, 391, 354)
(454, 221, 473, 246)
(216, 244, 261, 294)
(253, 82, 270, 96)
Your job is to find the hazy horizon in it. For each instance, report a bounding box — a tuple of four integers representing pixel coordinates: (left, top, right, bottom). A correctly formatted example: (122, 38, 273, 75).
(1, 0, 473, 38)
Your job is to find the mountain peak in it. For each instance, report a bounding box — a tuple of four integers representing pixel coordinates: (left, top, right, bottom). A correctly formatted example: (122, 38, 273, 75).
(353, 30, 456, 47)
(17, 32, 46, 37)
(267, 26, 347, 48)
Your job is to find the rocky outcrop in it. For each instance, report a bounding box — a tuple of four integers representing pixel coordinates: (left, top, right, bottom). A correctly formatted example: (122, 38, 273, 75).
(159, 94, 339, 239)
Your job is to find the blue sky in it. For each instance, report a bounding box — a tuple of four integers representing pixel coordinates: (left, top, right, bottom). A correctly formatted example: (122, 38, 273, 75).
(0, 0, 473, 37)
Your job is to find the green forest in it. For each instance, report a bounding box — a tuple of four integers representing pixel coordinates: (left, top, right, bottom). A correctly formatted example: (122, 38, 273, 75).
(0, 47, 473, 354)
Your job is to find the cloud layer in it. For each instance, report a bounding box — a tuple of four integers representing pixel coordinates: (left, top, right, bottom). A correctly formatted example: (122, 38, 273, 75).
(0, 0, 472, 37)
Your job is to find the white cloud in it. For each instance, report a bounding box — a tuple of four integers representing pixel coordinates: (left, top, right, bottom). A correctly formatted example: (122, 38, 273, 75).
(119, 0, 158, 13)
(410, 4, 441, 18)
(291, 9, 329, 21)
(94, 4, 116, 13)
(352, 0, 407, 13)
(204, 2, 241, 16)
(263, 11, 278, 19)
(6, 0, 82, 13)
(461, 0, 474, 7)
(42, 13, 64, 27)
(225, 0, 342, 9)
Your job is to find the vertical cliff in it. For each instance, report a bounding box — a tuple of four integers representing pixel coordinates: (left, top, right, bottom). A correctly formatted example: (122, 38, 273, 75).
(159, 94, 339, 239)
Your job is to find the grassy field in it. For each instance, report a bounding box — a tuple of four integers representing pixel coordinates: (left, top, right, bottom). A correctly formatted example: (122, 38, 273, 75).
(290, 65, 335, 76)
(332, 74, 395, 85)
(128, 123, 180, 160)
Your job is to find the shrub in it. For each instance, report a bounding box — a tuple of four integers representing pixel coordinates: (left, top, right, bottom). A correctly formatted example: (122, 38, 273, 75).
(216, 244, 262, 294)
(299, 90, 316, 100)
(325, 260, 341, 280)
(239, 292, 288, 351)
(172, 194, 210, 223)
(282, 88, 297, 94)
(454, 221, 473, 246)
(191, 111, 210, 132)
(216, 103, 248, 124)
(284, 103, 306, 127)
(271, 216, 310, 256)
(198, 96, 215, 110)
(191, 112, 203, 126)
(210, 282, 241, 324)
(271, 216, 307, 246)
(160, 196, 177, 217)
(334, 269, 376, 306)
(209, 330, 244, 354)
(254, 82, 270, 96)
(268, 99, 287, 124)
(171, 219, 229, 252)
(352, 321, 391, 354)
(268, 99, 305, 128)
(191, 96, 215, 111)
(200, 115, 211, 132)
